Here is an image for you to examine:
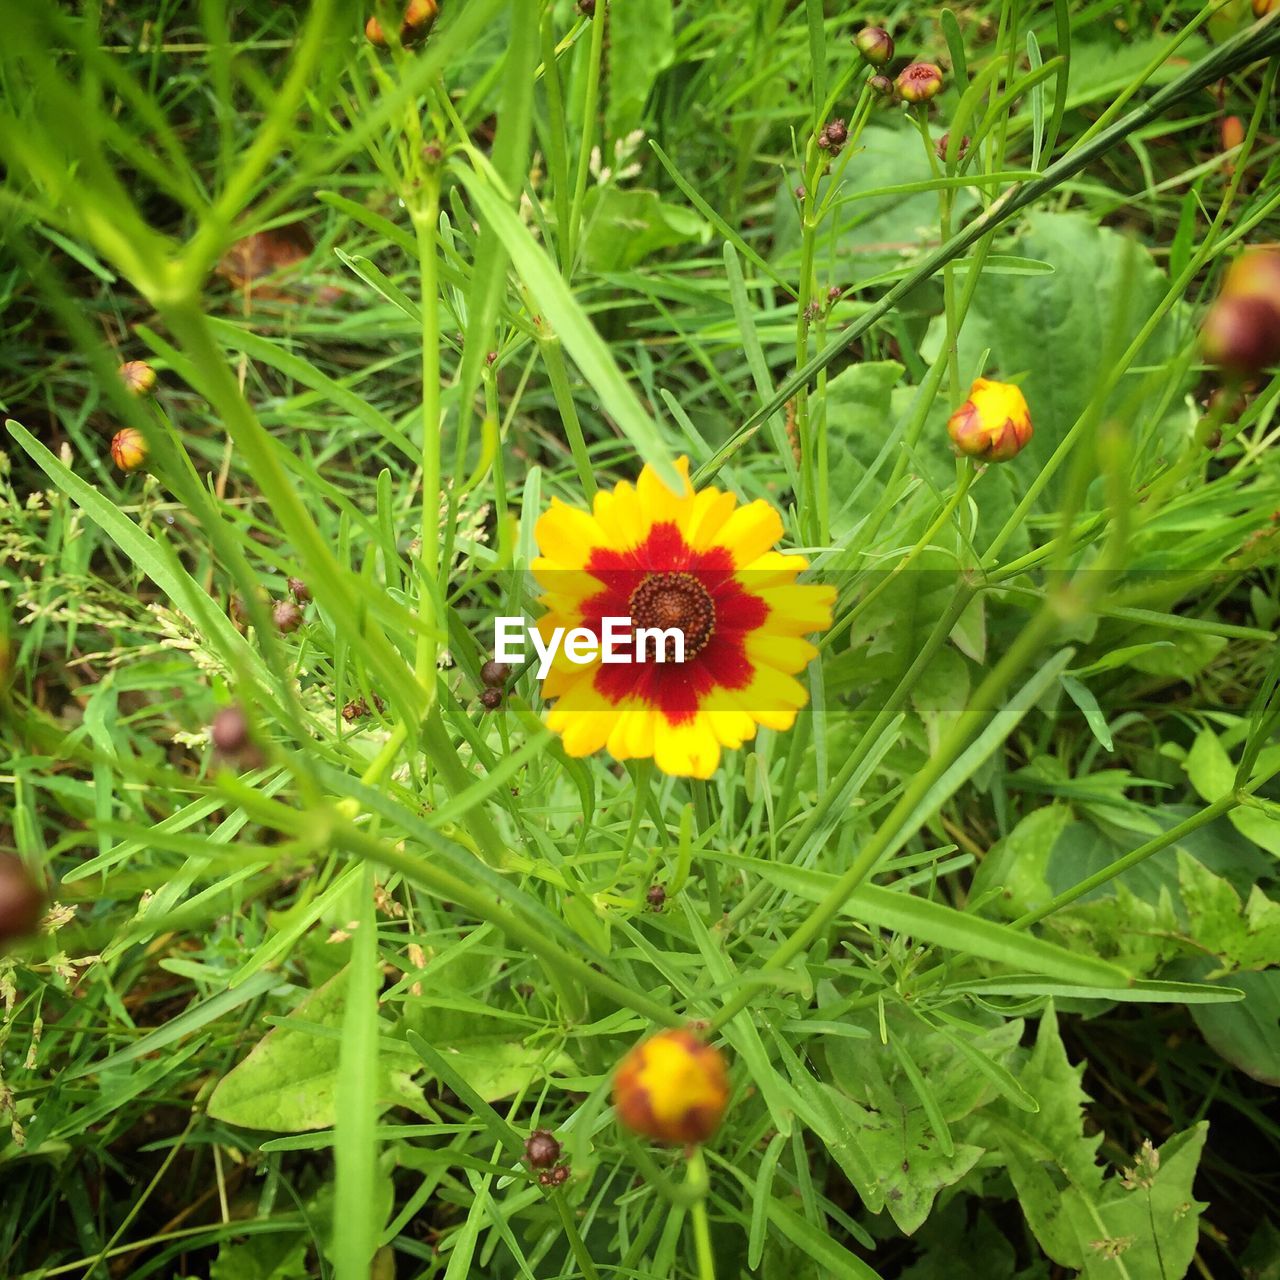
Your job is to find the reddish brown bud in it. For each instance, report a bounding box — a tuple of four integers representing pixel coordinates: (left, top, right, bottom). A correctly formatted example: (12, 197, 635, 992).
(869, 74, 894, 98)
(211, 705, 251, 755)
(287, 577, 311, 603)
(646, 884, 667, 911)
(524, 1129, 562, 1169)
(273, 599, 304, 633)
(937, 132, 970, 162)
(110, 427, 148, 472)
(854, 26, 894, 67)
(538, 1164, 571, 1188)
(896, 62, 944, 104)
(0, 855, 44, 947)
(480, 660, 510, 688)
(480, 687, 504, 711)
(1201, 293, 1280, 376)
(118, 360, 157, 396)
(366, 0, 439, 47)
(577, 0, 596, 15)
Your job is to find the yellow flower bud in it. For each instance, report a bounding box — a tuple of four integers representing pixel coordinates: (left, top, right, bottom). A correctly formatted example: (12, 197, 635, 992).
(118, 360, 157, 396)
(947, 377, 1033, 463)
(613, 1028, 729, 1146)
(110, 427, 149, 472)
(896, 62, 944, 104)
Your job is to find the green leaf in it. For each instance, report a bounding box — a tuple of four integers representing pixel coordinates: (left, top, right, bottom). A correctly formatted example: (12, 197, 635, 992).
(1190, 968, 1280, 1086)
(606, 0, 674, 137)
(207, 969, 422, 1132)
(580, 186, 707, 272)
(1178, 851, 1280, 974)
(1185, 727, 1235, 802)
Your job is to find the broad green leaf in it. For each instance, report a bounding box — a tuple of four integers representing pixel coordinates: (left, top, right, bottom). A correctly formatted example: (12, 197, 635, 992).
(606, 0, 674, 137)
(1190, 968, 1280, 1085)
(1178, 851, 1280, 974)
(208, 969, 423, 1132)
(1185, 727, 1234, 802)
(580, 187, 707, 272)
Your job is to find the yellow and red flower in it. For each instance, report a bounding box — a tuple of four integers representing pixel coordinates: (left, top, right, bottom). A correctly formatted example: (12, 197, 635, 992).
(613, 1028, 729, 1145)
(532, 458, 834, 779)
(947, 377, 1033, 463)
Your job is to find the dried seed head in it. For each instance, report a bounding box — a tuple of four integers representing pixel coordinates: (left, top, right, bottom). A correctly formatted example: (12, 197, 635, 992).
(854, 26, 894, 67)
(524, 1129, 562, 1170)
(480, 660, 510, 688)
(896, 62, 944, 104)
(480, 687, 504, 711)
(0, 855, 45, 948)
(273, 599, 305, 633)
(110, 427, 148, 473)
(613, 1028, 730, 1145)
(947, 377, 1033, 463)
(288, 577, 311, 603)
(118, 360, 157, 396)
(646, 884, 667, 911)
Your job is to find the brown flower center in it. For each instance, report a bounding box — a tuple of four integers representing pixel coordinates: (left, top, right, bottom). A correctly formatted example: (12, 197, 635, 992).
(628, 572, 716, 661)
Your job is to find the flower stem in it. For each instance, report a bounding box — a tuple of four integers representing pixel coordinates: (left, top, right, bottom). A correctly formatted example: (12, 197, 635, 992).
(686, 1147, 716, 1280)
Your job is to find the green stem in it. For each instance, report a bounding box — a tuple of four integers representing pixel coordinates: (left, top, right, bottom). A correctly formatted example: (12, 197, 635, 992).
(687, 1147, 716, 1280)
(564, 7, 606, 274)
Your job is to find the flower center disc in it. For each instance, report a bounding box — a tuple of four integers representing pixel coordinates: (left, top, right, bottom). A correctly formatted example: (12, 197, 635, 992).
(628, 572, 716, 661)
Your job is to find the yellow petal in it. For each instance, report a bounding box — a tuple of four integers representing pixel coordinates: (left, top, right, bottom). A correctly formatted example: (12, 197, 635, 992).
(745, 633, 819, 675)
(757, 583, 836, 634)
(536, 500, 606, 569)
(654, 714, 721, 779)
(711, 499, 784, 566)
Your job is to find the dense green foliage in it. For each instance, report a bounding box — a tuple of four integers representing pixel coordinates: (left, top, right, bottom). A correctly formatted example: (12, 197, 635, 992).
(2, 1, 1279, 1277)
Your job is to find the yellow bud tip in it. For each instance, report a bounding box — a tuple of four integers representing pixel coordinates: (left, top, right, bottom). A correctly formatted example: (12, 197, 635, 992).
(613, 1028, 730, 1146)
(110, 427, 149, 473)
(947, 377, 1033, 463)
(118, 360, 157, 396)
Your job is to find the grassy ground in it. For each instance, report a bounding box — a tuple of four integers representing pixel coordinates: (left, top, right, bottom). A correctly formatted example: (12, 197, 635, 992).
(2, 1, 1280, 1277)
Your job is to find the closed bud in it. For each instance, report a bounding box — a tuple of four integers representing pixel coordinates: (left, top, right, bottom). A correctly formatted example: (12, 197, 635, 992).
(896, 62, 944, 104)
(1202, 251, 1280, 375)
(947, 377, 1033, 463)
(1201, 296, 1280, 375)
(273, 599, 304, 633)
(868, 73, 894, 98)
(854, 26, 894, 67)
(646, 884, 667, 911)
(288, 576, 311, 603)
(538, 1164, 570, 1188)
(823, 117, 848, 148)
(937, 131, 970, 163)
(211, 705, 250, 755)
(0, 854, 45, 948)
(480, 687, 504, 711)
(1253, 0, 1276, 15)
(613, 1028, 730, 1145)
(480, 659, 510, 687)
(524, 1129, 562, 1170)
(110, 427, 148, 472)
(577, 0, 596, 16)
(366, 0, 438, 47)
(118, 360, 157, 396)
